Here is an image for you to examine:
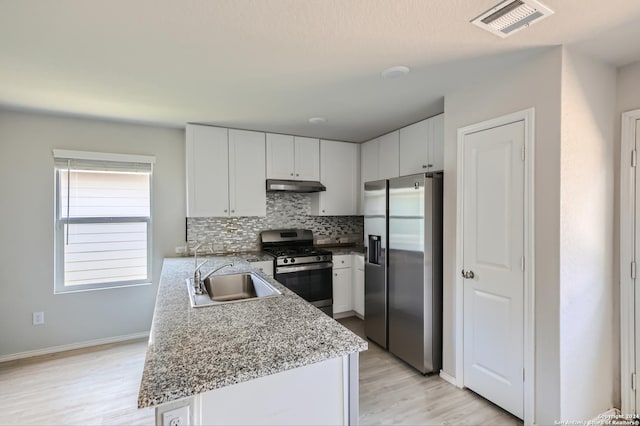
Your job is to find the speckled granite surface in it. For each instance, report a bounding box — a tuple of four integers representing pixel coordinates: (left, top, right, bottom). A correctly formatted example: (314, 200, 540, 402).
(326, 246, 366, 255)
(138, 256, 368, 408)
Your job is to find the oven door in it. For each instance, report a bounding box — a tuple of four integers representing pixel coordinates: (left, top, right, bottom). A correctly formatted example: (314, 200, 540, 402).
(275, 262, 333, 316)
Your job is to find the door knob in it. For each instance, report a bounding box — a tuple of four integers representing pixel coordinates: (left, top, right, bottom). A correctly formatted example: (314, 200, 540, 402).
(461, 269, 475, 279)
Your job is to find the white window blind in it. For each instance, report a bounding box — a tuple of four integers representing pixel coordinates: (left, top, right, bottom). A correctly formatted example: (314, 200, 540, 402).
(53, 151, 154, 293)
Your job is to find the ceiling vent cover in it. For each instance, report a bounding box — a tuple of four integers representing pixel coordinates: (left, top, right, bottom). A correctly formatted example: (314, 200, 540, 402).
(471, 0, 554, 38)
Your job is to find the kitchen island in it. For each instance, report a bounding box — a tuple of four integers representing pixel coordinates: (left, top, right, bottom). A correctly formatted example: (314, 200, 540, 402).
(138, 256, 367, 425)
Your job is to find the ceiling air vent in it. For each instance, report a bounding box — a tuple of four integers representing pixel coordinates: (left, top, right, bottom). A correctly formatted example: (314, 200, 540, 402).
(471, 0, 554, 38)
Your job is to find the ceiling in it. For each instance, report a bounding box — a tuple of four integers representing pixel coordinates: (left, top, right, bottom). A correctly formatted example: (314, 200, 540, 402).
(1, 0, 640, 142)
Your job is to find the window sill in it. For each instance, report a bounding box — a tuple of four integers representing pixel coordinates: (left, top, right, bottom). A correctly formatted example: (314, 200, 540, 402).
(54, 281, 153, 295)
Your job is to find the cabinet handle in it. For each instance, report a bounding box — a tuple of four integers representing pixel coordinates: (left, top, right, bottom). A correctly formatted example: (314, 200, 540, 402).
(224, 209, 228, 213)
(422, 164, 427, 169)
(322, 210, 325, 213)
(290, 173, 294, 176)
(341, 260, 344, 264)
(296, 173, 299, 176)
(335, 273, 338, 277)
(427, 164, 433, 168)
(231, 210, 235, 213)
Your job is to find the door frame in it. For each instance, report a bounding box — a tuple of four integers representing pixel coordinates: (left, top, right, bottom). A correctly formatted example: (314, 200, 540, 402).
(620, 109, 640, 414)
(454, 108, 535, 425)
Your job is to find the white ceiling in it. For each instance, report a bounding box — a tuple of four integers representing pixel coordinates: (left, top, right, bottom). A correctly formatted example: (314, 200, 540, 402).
(1, 0, 640, 142)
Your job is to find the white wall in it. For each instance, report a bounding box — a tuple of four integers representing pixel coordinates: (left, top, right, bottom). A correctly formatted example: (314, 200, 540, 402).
(618, 61, 640, 113)
(559, 47, 617, 420)
(443, 47, 563, 424)
(0, 109, 185, 358)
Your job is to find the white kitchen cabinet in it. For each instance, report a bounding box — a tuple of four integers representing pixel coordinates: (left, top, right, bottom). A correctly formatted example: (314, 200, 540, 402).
(311, 140, 359, 216)
(294, 137, 320, 181)
(361, 138, 379, 185)
(265, 133, 294, 180)
(186, 124, 266, 217)
(266, 134, 320, 181)
(378, 131, 400, 179)
(399, 114, 444, 175)
(186, 125, 229, 217)
(228, 129, 266, 217)
(430, 113, 444, 171)
(333, 254, 353, 316)
(352, 254, 364, 318)
(360, 131, 399, 184)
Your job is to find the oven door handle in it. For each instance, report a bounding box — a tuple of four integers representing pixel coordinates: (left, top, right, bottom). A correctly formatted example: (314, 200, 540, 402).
(275, 262, 333, 274)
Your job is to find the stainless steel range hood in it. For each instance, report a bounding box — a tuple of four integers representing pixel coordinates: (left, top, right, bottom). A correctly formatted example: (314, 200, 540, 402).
(266, 179, 326, 193)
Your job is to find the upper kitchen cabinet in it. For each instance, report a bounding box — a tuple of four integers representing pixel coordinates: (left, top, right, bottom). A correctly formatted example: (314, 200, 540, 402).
(266, 134, 320, 181)
(311, 140, 359, 216)
(186, 124, 266, 217)
(228, 129, 266, 216)
(399, 113, 444, 175)
(361, 131, 400, 185)
(186, 125, 229, 217)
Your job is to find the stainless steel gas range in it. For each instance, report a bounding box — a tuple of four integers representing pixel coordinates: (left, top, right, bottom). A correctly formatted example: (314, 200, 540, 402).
(260, 229, 333, 317)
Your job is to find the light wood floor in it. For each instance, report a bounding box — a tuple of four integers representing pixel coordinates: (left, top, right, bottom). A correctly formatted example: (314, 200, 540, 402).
(0, 318, 522, 425)
(339, 317, 522, 426)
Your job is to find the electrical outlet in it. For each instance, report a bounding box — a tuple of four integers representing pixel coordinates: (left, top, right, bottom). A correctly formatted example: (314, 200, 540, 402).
(32, 311, 44, 325)
(162, 405, 189, 426)
(175, 246, 186, 255)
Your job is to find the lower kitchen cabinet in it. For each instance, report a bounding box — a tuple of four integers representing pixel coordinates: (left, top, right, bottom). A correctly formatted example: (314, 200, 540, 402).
(333, 268, 352, 315)
(332, 254, 353, 316)
(352, 254, 364, 318)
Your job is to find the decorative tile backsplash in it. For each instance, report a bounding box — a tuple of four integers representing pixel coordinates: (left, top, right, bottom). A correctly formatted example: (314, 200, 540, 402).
(187, 192, 364, 252)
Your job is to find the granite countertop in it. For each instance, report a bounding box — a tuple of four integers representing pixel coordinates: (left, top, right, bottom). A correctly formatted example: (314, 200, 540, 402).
(138, 256, 368, 408)
(324, 246, 366, 256)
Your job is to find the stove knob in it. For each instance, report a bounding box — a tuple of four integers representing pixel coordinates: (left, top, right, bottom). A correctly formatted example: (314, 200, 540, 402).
(316, 256, 321, 261)
(283, 258, 288, 264)
(290, 258, 296, 263)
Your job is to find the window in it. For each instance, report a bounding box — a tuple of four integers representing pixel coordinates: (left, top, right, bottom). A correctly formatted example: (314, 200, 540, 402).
(53, 150, 155, 293)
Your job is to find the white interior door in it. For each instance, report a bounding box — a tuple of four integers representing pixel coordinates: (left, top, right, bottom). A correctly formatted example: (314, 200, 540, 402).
(462, 120, 525, 419)
(634, 119, 640, 412)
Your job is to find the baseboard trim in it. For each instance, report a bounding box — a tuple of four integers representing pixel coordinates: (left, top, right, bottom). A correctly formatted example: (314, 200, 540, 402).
(0, 331, 149, 363)
(333, 311, 356, 320)
(439, 370, 459, 387)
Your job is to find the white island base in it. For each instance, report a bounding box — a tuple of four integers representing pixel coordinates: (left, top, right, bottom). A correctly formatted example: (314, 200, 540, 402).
(155, 353, 360, 426)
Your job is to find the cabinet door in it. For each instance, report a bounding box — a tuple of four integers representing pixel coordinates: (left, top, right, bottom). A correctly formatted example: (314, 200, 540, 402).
(186, 124, 229, 217)
(333, 267, 353, 314)
(228, 129, 266, 217)
(266, 133, 294, 179)
(399, 119, 430, 176)
(361, 139, 379, 184)
(314, 140, 359, 216)
(333, 254, 352, 269)
(353, 255, 365, 317)
(294, 137, 320, 181)
(429, 114, 444, 172)
(378, 131, 400, 179)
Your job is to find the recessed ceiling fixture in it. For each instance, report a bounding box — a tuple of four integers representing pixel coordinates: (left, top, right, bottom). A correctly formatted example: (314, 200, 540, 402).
(381, 66, 410, 79)
(308, 117, 327, 124)
(471, 0, 554, 38)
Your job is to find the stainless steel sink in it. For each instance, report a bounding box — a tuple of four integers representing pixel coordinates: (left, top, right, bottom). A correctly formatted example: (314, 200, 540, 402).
(187, 272, 281, 308)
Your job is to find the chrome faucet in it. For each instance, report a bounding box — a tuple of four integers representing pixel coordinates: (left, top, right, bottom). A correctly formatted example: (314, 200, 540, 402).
(193, 261, 234, 295)
(201, 262, 234, 282)
(193, 259, 208, 295)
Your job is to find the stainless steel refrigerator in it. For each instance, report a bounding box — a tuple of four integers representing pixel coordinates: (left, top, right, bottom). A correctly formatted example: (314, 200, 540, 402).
(364, 173, 443, 374)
